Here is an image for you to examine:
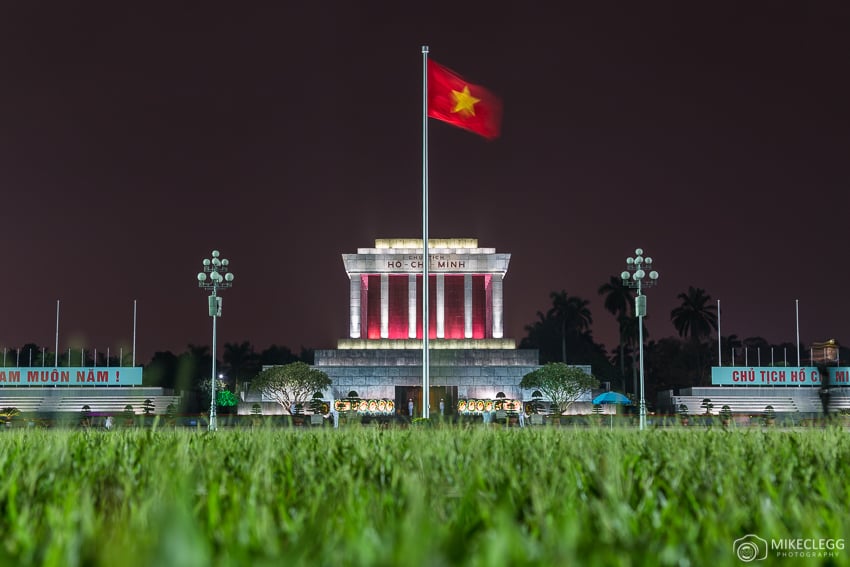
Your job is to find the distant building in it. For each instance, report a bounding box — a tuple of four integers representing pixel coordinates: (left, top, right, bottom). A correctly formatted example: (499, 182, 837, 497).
(658, 339, 850, 420)
(0, 366, 179, 421)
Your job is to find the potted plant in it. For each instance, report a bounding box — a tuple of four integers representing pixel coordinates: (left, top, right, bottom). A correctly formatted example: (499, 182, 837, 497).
(591, 403, 604, 427)
(310, 391, 325, 415)
(123, 404, 135, 427)
(678, 404, 690, 426)
(719, 405, 732, 427)
(292, 403, 305, 426)
(763, 405, 775, 426)
(531, 390, 543, 414)
(1, 407, 21, 428)
(80, 405, 92, 428)
(165, 403, 178, 427)
(700, 398, 714, 416)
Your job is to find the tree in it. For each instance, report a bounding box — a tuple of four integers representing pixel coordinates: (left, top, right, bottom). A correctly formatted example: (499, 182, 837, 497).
(251, 362, 331, 415)
(259, 344, 300, 366)
(644, 337, 691, 392)
(199, 376, 227, 396)
(17, 343, 42, 367)
(598, 276, 634, 380)
(217, 390, 239, 408)
(719, 334, 742, 366)
(671, 287, 718, 384)
(145, 351, 179, 389)
(741, 336, 770, 365)
(549, 291, 592, 363)
(520, 291, 604, 367)
(520, 363, 599, 416)
(671, 287, 717, 343)
(223, 341, 261, 388)
(175, 344, 212, 395)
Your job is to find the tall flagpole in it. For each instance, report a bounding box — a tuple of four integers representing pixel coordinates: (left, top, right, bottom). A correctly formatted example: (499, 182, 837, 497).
(54, 300, 60, 366)
(795, 299, 800, 366)
(132, 299, 137, 367)
(421, 45, 430, 419)
(716, 299, 721, 366)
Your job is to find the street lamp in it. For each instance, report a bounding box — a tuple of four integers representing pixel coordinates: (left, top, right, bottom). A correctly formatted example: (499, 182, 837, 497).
(197, 250, 235, 431)
(621, 247, 659, 431)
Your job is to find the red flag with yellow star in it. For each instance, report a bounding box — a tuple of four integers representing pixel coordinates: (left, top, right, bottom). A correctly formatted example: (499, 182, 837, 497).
(427, 60, 502, 140)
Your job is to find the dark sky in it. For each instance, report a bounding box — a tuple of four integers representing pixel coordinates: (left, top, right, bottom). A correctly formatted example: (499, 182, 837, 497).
(0, 3, 847, 363)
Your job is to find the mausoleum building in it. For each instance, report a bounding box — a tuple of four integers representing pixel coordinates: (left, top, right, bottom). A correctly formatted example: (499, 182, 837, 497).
(312, 238, 543, 416)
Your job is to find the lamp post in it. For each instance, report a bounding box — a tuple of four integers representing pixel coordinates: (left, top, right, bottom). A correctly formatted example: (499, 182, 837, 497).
(197, 250, 235, 431)
(621, 247, 658, 431)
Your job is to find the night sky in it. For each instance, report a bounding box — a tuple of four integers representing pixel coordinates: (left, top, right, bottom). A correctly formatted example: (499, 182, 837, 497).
(1, 3, 847, 363)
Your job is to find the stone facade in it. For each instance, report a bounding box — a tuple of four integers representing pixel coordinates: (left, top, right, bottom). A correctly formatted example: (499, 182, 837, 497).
(314, 347, 541, 403)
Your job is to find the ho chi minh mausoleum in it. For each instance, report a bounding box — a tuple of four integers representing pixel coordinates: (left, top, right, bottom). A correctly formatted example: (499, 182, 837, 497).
(308, 238, 555, 416)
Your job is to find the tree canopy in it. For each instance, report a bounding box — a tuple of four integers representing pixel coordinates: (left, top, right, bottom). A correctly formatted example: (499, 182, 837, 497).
(671, 286, 717, 342)
(251, 362, 331, 414)
(520, 363, 599, 415)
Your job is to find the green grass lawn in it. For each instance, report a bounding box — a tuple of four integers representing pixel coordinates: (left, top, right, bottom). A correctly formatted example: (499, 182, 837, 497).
(0, 426, 848, 566)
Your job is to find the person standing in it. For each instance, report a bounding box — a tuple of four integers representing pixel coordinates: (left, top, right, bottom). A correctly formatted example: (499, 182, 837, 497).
(104, 416, 113, 430)
(408, 398, 414, 418)
(439, 398, 445, 416)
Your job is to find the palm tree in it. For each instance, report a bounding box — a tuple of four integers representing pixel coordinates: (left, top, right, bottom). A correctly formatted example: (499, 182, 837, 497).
(671, 286, 718, 384)
(598, 276, 635, 378)
(521, 291, 603, 365)
(671, 287, 717, 342)
(548, 291, 592, 363)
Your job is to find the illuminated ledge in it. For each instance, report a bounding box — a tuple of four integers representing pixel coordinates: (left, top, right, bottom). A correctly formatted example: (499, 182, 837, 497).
(375, 238, 478, 249)
(336, 338, 516, 350)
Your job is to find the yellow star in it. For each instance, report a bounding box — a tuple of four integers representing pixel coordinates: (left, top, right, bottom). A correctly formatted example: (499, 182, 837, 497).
(451, 85, 480, 117)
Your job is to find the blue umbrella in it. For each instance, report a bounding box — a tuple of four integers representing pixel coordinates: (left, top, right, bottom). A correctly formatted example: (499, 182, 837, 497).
(592, 391, 631, 428)
(592, 391, 631, 405)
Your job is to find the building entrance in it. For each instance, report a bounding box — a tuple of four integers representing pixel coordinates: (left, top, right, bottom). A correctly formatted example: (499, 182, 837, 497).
(395, 385, 458, 418)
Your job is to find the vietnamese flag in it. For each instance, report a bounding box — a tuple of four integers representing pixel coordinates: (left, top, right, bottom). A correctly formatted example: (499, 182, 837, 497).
(427, 60, 502, 140)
